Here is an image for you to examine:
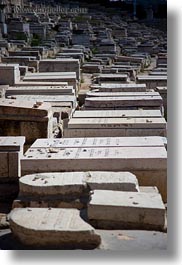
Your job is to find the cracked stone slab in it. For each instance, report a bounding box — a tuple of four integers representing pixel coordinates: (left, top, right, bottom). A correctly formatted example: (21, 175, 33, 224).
(9, 208, 101, 249)
(14, 171, 139, 209)
(88, 190, 165, 231)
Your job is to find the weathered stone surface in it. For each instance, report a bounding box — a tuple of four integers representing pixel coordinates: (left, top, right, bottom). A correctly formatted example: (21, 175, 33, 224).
(67, 117, 166, 129)
(90, 83, 147, 92)
(86, 172, 139, 192)
(88, 190, 165, 231)
(139, 186, 159, 194)
(30, 136, 166, 149)
(0, 136, 25, 154)
(65, 117, 167, 137)
(21, 145, 167, 202)
(19, 172, 87, 197)
(73, 110, 162, 118)
(13, 171, 139, 209)
(0, 99, 53, 145)
(0, 99, 52, 119)
(84, 96, 163, 110)
(9, 208, 101, 249)
(86, 91, 159, 98)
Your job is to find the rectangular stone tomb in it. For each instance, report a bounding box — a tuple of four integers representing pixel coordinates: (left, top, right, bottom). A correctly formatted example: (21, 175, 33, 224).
(13, 171, 139, 209)
(30, 136, 166, 149)
(0, 137, 25, 190)
(65, 117, 167, 137)
(86, 91, 159, 98)
(9, 208, 101, 249)
(6, 95, 77, 109)
(88, 190, 165, 231)
(96, 74, 128, 83)
(21, 146, 167, 202)
(0, 136, 25, 154)
(16, 82, 68, 87)
(84, 96, 163, 110)
(39, 59, 80, 80)
(90, 83, 147, 92)
(23, 73, 77, 90)
(6, 86, 74, 96)
(72, 110, 162, 118)
(0, 99, 53, 145)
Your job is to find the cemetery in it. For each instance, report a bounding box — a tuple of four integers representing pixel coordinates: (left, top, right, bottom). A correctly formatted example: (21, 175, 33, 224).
(0, 0, 167, 251)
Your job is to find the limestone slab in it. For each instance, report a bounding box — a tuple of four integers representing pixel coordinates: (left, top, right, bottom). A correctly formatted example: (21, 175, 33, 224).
(7, 86, 74, 95)
(86, 172, 139, 192)
(19, 172, 87, 197)
(0, 99, 52, 118)
(86, 91, 159, 98)
(0, 136, 25, 153)
(88, 190, 165, 231)
(73, 110, 162, 118)
(31, 136, 165, 149)
(64, 128, 166, 138)
(9, 208, 101, 249)
(22, 146, 167, 172)
(84, 96, 163, 109)
(67, 118, 166, 129)
(90, 83, 147, 92)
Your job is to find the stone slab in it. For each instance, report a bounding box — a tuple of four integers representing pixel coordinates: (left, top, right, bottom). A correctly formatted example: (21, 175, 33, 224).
(16, 82, 68, 87)
(14, 171, 139, 209)
(0, 137, 25, 153)
(88, 190, 165, 231)
(86, 172, 139, 192)
(90, 83, 147, 92)
(31, 136, 165, 149)
(9, 208, 101, 249)
(86, 91, 160, 98)
(73, 110, 162, 118)
(67, 118, 166, 129)
(19, 172, 87, 197)
(22, 146, 167, 172)
(22, 146, 167, 202)
(84, 96, 163, 109)
(7, 86, 74, 95)
(0, 99, 52, 119)
(6, 95, 77, 108)
(64, 128, 166, 138)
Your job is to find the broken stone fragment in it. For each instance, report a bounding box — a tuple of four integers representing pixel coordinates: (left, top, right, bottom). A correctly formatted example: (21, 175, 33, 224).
(9, 208, 101, 249)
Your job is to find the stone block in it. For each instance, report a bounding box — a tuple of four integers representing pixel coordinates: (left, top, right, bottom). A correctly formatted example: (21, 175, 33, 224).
(88, 190, 165, 231)
(86, 172, 139, 192)
(9, 208, 101, 249)
(72, 110, 162, 118)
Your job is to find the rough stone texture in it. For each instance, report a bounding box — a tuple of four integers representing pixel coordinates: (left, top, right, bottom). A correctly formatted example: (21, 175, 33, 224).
(19, 172, 87, 197)
(39, 59, 80, 80)
(64, 128, 166, 138)
(0, 99, 53, 145)
(84, 96, 163, 110)
(65, 117, 167, 137)
(13, 171, 139, 209)
(73, 110, 162, 118)
(0, 64, 20, 86)
(86, 172, 139, 192)
(21, 146, 167, 202)
(9, 208, 101, 249)
(88, 190, 165, 231)
(67, 117, 166, 129)
(0, 136, 25, 155)
(90, 83, 147, 92)
(30, 136, 166, 149)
